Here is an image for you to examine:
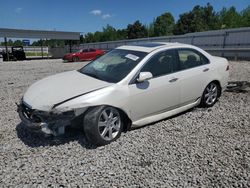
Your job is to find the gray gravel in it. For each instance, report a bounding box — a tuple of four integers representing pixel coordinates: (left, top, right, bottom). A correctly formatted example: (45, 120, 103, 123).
(0, 59, 249, 187)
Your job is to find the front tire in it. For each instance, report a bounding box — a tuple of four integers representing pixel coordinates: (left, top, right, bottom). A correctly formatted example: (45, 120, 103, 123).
(83, 106, 123, 146)
(200, 82, 220, 107)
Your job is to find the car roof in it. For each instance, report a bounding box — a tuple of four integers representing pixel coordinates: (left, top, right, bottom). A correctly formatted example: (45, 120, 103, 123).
(117, 42, 193, 53)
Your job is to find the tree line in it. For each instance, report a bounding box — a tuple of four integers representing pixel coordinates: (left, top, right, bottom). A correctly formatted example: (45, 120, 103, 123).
(1, 3, 250, 47)
(82, 4, 250, 43)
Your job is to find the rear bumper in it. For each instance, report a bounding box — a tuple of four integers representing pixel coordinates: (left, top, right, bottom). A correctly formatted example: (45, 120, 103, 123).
(17, 103, 74, 136)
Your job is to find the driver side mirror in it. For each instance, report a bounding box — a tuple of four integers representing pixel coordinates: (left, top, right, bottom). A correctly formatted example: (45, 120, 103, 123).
(137, 72, 153, 82)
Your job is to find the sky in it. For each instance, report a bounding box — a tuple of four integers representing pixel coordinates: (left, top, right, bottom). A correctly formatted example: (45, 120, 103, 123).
(0, 0, 249, 35)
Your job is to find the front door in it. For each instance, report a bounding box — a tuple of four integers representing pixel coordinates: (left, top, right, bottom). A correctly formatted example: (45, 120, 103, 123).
(128, 49, 181, 121)
(79, 49, 88, 60)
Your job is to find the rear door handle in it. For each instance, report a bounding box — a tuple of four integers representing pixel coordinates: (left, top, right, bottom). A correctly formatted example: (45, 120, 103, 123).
(169, 78, 178, 83)
(203, 68, 209, 72)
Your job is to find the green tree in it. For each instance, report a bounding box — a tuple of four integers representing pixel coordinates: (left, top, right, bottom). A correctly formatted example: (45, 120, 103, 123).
(173, 12, 194, 35)
(241, 6, 250, 27)
(84, 32, 95, 43)
(173, 3, 219, 34)
(154, 12, 174, 36)
(94, 31, 103, 42)
(83, 25, 125, 43)
(31, 39, 65, 47)
(203, 3, 220, 30)
(8, 39, 14, 46)
(116, 29, 128, 40)
(13, 40, 23, 46)
(219, 6, 242, 29)
(127, 20, 147, 39)
(145, 22, 155, 37)
(1, 39, 14, 46)
(100, 25, 118, 41)
(78, 4, 250, 43)
(80, 35, 85, 43)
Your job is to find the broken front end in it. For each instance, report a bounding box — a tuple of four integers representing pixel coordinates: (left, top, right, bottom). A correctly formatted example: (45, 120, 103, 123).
(17, 101, 77, 136)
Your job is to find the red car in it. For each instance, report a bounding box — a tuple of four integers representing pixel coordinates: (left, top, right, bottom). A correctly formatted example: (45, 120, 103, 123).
(63, 48, 105, 62)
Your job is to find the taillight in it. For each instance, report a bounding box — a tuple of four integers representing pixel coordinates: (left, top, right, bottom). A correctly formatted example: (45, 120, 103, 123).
(226, 65, 229, 71)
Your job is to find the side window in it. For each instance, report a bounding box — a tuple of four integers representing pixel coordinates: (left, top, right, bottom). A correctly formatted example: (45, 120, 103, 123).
(177, 49, 209, 70)
(141, 50, 177, 78)
(89, 49, 96, 52)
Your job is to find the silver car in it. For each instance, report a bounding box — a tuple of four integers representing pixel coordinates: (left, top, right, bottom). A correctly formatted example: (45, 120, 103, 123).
(18, 43, 229, 145)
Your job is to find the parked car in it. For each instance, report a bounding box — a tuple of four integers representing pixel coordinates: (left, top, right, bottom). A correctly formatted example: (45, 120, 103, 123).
(18, 42, 229, 146)
(63, 48, 105, 62)
(2, 46, 26, 61)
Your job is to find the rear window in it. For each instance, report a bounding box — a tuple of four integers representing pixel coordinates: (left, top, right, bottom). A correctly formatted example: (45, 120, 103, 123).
(177, 49, 209, 70)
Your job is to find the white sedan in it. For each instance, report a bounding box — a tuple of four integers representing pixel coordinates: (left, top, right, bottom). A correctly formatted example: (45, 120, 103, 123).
(18, 42, 229, 146)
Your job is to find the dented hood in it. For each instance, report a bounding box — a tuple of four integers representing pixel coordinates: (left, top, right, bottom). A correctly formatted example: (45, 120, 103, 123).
(23, 70, 112, 111)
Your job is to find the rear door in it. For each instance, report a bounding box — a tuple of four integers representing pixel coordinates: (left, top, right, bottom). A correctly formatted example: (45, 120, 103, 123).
(176, 48, 211, 104)
(128, 49, 181, 121)
(88, 49, 97, 59)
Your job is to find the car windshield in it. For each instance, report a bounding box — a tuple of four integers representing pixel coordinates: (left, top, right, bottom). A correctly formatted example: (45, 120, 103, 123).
(79, 49, 147, 83)
(77, 49, 84, 53)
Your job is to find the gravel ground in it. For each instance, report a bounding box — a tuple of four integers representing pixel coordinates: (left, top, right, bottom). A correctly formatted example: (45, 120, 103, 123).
(0, 59, 249, 187)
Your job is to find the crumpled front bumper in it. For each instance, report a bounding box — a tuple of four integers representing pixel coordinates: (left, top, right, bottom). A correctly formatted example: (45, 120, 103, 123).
(17, 102, 75, 136)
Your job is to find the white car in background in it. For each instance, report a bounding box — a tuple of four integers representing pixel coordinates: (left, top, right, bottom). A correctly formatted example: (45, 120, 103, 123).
(18, 42, 229, 146)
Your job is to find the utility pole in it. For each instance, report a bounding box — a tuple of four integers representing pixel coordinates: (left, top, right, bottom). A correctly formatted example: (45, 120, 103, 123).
(41, 39, 43, 58)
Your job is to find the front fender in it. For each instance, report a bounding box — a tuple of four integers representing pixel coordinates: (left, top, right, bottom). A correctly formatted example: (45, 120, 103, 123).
(53, 85, 132, 120)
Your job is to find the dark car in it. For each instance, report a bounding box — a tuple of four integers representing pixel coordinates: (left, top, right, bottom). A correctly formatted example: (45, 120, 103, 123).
(2, 46, 26, 61)
(63, 48, 105, 62)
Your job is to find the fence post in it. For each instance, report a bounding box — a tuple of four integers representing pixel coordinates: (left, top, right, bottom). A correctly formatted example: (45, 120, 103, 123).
(41, 39, 44, 58)
(222, 32, 228, 57)
(46, 38, 49, 59)
(191, 36, 195, 45)
(234, 53, 238, 61)
(4, 37, 9, 61)
(69, 40, 72, 53)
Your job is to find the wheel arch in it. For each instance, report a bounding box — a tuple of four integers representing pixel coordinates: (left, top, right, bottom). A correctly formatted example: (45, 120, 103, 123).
(203, 79, 222, 98)
(83, 105, 132, 132)
(210, 80, 222, 97)
(72, 55, 79, 61)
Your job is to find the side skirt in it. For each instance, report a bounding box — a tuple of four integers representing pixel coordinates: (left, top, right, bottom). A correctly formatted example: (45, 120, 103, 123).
(132, 98, 201, 128)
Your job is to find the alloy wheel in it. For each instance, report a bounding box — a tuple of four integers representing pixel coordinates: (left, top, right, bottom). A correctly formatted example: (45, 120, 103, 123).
(98, 107, 121, 141)
(204, 83, 218, 106)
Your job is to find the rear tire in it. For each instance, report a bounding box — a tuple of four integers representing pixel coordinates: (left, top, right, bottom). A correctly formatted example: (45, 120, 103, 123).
(83, 106, 123, 146)
(95, 55, 101, 59)
(200, 82, 220, 107)
(72, 56, 79, 62)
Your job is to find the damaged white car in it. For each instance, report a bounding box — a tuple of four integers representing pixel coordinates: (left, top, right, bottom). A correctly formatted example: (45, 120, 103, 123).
(18, 42, 229, 146)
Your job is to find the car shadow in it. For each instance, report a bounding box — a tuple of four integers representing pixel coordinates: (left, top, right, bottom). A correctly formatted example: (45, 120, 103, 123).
(16, 107, 197, 148)
(225, 89, 249, 94)
(16, 123, 97, 149)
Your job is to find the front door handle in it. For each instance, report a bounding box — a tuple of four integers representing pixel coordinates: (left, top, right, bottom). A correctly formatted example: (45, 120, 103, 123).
(169, 78, 178, 83)
(203, 68, 209, 72)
